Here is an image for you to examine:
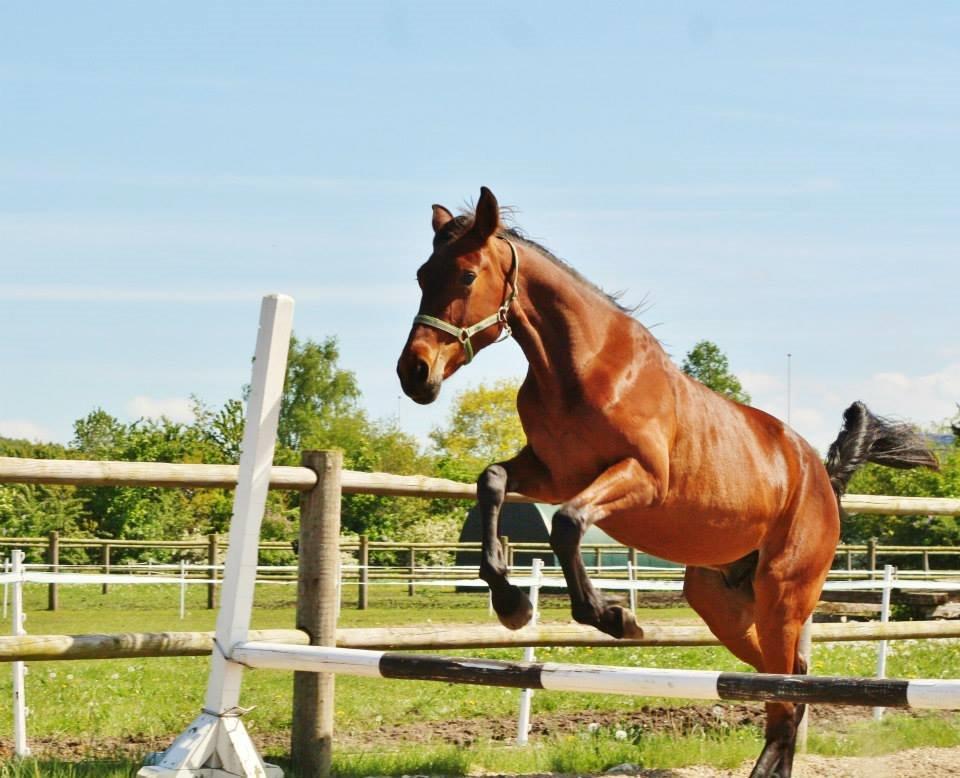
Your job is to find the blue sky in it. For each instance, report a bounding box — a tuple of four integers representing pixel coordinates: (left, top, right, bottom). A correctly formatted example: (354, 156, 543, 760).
(1, 2, 958, 454)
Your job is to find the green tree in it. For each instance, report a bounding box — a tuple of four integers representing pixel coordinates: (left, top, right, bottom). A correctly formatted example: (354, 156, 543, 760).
(71, 409, 128, 458)
(0, 437, 88, 559)
(69, 411, 238, 543)
(429, 379, 526, 482)
(192, 396, 245, 464)
(338, 419, 436, 541)
(681, 340, 751, 404)
(276, 335, 363, 456)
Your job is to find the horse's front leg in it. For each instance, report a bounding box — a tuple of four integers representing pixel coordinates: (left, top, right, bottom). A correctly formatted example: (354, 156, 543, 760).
(477, 446, 553, 630)
(551, 458, 661, 639)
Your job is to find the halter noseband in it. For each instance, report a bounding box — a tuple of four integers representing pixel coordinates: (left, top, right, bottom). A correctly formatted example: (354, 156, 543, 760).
(412, 238, 519, 365)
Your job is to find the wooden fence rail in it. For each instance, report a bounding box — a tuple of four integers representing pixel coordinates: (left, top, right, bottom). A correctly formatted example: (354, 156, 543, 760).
(2, 456, 959, 512)
(2, 619, 960, 663)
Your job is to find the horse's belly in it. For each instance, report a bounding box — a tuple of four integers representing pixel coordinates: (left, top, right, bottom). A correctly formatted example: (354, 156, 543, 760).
(595, 507, 767, 567)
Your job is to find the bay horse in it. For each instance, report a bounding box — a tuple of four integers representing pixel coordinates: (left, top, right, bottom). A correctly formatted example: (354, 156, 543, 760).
(396, 187, 938, 777)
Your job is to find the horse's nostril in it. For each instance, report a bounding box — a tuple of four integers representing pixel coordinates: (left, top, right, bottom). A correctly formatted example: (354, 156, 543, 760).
(414, 359, 430, 384)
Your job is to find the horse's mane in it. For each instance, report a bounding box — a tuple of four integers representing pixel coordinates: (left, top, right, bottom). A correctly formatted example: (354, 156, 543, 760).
(439, 210, 638, 315)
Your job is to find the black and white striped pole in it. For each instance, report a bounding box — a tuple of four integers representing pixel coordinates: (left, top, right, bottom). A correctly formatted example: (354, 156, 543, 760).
(232, 641, 960, 710)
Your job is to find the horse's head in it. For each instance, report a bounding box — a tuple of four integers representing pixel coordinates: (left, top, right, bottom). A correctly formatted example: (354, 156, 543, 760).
(397, 186, 519, 404)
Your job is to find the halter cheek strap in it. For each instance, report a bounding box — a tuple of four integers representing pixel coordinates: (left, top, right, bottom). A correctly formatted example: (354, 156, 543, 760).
(412, 238, 520, 365)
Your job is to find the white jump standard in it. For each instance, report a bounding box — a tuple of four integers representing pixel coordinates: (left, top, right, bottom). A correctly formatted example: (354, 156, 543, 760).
(139, 294, 294, 778)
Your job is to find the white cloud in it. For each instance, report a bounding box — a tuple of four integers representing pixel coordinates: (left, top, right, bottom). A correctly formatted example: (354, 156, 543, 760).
(734, 364, 960, 456)
(854, 365, 960, 428)
(126, 396, 196, 424)
(0, 419, 55, 442)
(739, 370, 784, 396)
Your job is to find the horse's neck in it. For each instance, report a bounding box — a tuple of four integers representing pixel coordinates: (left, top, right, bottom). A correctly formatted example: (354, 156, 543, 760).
(508, 244, 659, 393)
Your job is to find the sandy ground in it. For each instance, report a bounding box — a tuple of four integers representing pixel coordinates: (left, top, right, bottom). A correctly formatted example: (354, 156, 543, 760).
(668, 746, 960, 777)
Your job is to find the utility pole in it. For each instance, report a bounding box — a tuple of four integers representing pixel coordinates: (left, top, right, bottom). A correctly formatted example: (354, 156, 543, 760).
(786, 352, 792, 426)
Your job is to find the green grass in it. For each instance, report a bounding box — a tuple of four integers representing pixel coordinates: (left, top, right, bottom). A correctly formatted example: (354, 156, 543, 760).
(0, 762, 135, 778)
(323, 725, 765, 777)
(809, 711, 960, 757)
(1, 584, 959, 775)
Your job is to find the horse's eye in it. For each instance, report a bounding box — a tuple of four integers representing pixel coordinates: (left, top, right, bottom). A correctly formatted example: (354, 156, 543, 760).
(460, 270, 477, 286)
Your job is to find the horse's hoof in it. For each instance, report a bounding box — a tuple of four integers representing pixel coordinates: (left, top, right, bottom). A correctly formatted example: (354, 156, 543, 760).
(601, 605, 644, 639)
(492, 584, 533, 630)
(618, 608, 644, 639)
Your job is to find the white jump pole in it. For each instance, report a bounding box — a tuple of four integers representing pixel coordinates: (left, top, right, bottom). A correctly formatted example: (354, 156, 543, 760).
(12, 549, 29, 757)
(516, 558, 544, 745)
(139, 294, 293, 778)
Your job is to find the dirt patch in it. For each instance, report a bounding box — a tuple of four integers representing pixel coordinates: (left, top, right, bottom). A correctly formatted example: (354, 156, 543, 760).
(339, 704, 768, 749)
(333, 704, 915, 749)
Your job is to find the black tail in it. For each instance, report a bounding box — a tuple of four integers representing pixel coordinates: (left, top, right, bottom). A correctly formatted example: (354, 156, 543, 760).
(824, 401, 939, 498)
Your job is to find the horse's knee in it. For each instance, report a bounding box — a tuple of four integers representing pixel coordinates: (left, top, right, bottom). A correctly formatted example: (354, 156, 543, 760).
(477, 464, 508, 504)
(550, 506, 585, 551)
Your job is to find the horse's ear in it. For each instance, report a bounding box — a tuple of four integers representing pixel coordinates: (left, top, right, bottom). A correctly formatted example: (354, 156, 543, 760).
(472, 186, 500, 242)
(432, 204, 454, 234)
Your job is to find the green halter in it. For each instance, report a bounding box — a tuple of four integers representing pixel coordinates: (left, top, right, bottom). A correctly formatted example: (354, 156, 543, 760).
(412, 238, 519, 364)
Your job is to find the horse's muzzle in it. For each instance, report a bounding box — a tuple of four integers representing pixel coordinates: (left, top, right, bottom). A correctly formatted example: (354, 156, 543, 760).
(397, 353, 443, 404)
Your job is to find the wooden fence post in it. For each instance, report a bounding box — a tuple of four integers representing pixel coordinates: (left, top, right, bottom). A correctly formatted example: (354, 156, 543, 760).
(47, 530, 59, 611)
(868, 538, 878, 578)
(207, 533, 219, 610)
(358, 535, 369, 610)
(101, 543, 111, 595)
(292, 449, 342, 777)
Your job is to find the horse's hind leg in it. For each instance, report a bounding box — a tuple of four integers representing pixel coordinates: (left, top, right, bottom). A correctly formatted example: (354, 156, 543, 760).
(550, 458, 659, 639)
(477, 446, 554, 630)
(748, 586, 814, 778)
(685, 563, 806, 778)
(749, 498, 836, 778)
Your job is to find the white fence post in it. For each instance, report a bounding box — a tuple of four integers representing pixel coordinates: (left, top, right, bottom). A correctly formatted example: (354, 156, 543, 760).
(179, 560, 187, 620)
(3, 556, 9, 620)
(516, 558, 544, 745)
(873, 564, 896, 721)
(12, 549, 30, 757)
(138, 294, 293, 778)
